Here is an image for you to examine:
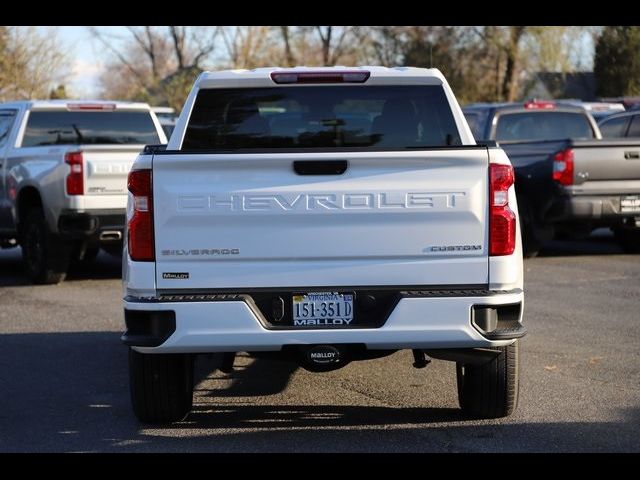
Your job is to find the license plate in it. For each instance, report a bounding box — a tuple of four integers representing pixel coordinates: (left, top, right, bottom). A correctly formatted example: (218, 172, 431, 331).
(292, 292, 354, 327)
(621, 195, 640, 213)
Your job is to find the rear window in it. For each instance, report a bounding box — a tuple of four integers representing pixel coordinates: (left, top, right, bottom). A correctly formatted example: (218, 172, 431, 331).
(182, 85, 462, 151)
(21, 111, 160, 147)
(599, 115, 630, 138)
(463, 111, 483, 140)
(495, 112, 595, 142)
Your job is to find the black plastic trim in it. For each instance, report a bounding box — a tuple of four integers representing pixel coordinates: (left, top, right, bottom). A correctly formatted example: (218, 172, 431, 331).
(143, 144, 168, 154)
(471, 302, 526, 340)
(122, 310, 176, 347)
(293, 160, 348, 175)
(58, 210, 125, 238)
(153, 284, 500, 297)
(402, 289, 516, 298)
(482, 324, 527, 340)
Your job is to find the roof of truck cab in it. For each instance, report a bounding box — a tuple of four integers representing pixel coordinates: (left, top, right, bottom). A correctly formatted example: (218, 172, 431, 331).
(463, 102, 587, 114)
(0, 99, 152, 110)
(196, 66, 447, 88)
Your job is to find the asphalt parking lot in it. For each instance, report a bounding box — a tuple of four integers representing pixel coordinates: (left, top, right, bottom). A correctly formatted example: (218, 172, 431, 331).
(0, 231, 639, 452)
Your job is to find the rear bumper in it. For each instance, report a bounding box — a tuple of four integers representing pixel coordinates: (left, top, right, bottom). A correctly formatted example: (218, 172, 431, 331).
(123, 289, 525, 353)
(58, 209, 125, 241)
(548, 194, 640, 223)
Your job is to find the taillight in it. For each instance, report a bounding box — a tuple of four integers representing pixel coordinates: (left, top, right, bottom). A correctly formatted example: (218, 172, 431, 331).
(127, 169, 154, 261)
(489, 163, 516, 256)
(65, 151, 84, 195)
(270, 71, 370, 84)
(553, 148, 574, 186)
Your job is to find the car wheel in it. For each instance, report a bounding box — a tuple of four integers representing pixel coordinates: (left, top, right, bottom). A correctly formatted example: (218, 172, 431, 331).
(456, 341, 520, 418)
(21, 209, 71, 284)
(129, 349, 194, 424)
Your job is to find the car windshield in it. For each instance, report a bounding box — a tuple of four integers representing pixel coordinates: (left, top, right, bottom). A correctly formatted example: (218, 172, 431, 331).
(182, 85, 462, 151)
(495, 111, 595, 142)
(22, 111, 161, 146)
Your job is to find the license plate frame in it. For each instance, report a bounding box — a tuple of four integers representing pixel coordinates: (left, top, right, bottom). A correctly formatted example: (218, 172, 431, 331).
(621, 195, 640, 213)
(292, 291, 355, 327)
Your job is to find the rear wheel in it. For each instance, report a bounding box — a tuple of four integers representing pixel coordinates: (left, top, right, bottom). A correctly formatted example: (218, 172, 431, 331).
(129, 349, 194, 424)
(21, 209, 71, 284)
(456, 341, 520, 418)
(614, 227, 640, 253)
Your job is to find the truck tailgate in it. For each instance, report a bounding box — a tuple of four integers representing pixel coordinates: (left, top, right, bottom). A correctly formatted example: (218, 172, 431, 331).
(572, 140, 640, 195)
(82, 145, 146, 196)
(153, 150, 489, 290)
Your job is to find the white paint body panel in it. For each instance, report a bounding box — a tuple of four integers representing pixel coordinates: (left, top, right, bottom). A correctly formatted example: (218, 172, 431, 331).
(152, 150, 490, 289)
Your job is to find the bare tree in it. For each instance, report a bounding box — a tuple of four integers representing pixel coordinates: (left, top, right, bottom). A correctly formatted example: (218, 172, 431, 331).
(469, 26, 594, 102)
(357, 26, 408, 66)
(88, 26, 219, 108)
(279, 26, 296, 67)
(268, 26, 363, 67)
(219, 26, 275, 69)
(501, 26, 527, 102)
(312, 26, 359, 65)
(0, 27, 70, 101)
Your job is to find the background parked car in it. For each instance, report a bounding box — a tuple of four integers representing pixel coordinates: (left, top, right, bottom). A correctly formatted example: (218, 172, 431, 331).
(463, 100, 640, 256)
(0, 100, 166, 284)
(598, 110, 640, 138)
(152, 106, 178, 139)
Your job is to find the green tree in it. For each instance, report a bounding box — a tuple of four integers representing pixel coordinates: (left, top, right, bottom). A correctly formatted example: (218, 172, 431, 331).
(594, 26, 640, 97)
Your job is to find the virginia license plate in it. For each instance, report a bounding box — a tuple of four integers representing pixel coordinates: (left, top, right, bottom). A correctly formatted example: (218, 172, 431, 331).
(292, 292, 354, 327)
(621, 195, 640, 213)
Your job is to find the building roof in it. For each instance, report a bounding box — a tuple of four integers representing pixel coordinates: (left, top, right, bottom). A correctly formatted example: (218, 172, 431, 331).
(534, 72, 597, 101)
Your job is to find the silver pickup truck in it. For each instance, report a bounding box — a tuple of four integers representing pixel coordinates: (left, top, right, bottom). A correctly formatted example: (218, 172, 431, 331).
(0, 100, 166, 283)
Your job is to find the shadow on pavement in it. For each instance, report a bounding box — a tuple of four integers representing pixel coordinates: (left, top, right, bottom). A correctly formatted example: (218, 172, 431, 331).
(0, 248, 122, 286)
(0, 331, 639, 452)
(536, 229, 625, 258)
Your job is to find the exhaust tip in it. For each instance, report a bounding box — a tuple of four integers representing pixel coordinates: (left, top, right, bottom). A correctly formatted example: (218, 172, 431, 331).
(99, 230, 123, 241)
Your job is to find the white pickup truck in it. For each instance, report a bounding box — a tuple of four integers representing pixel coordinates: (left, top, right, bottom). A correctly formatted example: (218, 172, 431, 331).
(0, 100, 166, 283)
(122, 67, 525, 423)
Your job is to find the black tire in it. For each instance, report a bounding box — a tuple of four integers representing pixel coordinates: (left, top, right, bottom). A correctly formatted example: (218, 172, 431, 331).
(456, 341, 519, 419)
(614, 227, 640, 253)
(21, 209, 71, 284)
(129, 349, 194, 424)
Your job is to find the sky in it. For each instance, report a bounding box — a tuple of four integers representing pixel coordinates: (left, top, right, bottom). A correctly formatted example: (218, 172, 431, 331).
(54, 26, 128, 98)
(50, 26, 596, 99)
